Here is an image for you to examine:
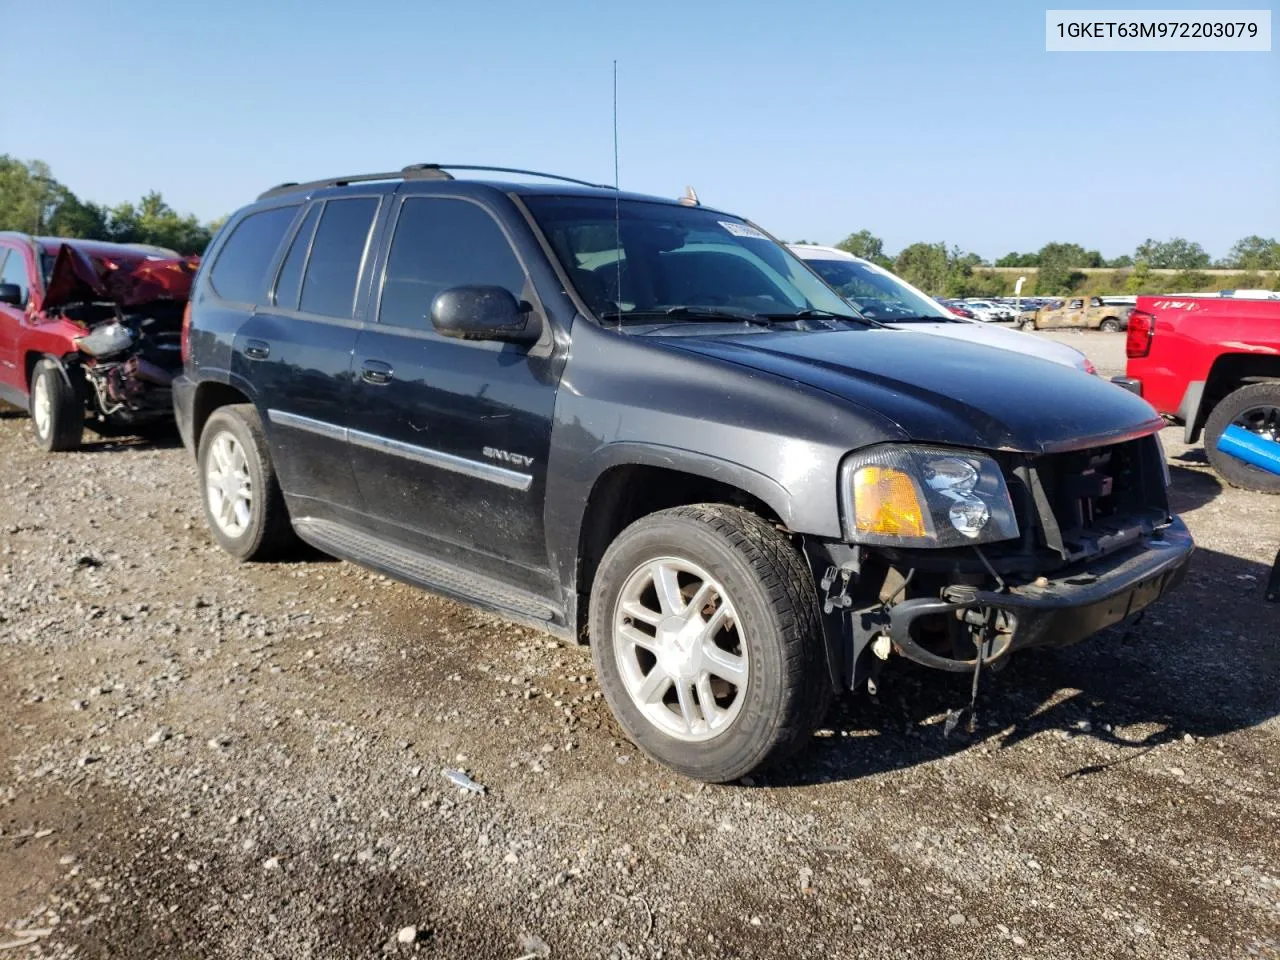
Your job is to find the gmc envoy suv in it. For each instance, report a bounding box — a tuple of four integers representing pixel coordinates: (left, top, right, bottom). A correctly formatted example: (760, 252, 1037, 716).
(175, 164, 1193, 782)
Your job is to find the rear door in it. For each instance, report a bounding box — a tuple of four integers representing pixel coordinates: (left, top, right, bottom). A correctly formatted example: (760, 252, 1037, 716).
(346, 193, 562, 587)
(231, 194, 386, 517)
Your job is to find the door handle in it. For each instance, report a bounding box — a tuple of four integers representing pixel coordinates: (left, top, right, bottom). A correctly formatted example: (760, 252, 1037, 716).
(244, 339, 270, 360)
(361, 360, 394, 385)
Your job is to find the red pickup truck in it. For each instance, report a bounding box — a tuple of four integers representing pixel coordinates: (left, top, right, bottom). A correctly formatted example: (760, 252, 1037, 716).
(1116, 293, 1280, 493)
(0, 232, 198, 451)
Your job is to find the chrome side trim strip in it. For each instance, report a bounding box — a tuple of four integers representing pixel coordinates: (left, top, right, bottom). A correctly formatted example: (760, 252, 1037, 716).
(348, 428, 533, 492)
(266, 409, 533, 491)
(267, 409, 349, 443)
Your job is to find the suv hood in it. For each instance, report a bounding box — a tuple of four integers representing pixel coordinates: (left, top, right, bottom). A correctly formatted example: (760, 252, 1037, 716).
(886, 320, 1091, 371)
(43, 243, 199, 311)
(659, 328, 1163, 454)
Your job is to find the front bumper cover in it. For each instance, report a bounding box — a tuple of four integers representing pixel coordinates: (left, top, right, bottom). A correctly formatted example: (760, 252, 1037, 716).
(885, 516, 1194, 672)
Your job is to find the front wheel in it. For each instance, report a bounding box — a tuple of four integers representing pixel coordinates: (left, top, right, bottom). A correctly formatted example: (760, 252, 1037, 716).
(589, 504, 831, 783)
(30, 358, 84, 452)
(1204, 382, 1280, 494)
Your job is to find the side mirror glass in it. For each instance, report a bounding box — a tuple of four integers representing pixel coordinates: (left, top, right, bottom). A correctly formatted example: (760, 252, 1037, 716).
(430, 285, 536, 344)
(0, 283, 22, 307)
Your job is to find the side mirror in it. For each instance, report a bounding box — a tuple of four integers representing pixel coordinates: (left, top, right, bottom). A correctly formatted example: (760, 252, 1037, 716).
(430, 286, 537, 344)
(0, 283, 22, 307)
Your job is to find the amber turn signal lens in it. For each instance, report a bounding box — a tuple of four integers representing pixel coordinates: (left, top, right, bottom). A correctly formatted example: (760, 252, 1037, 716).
(852, 466, 926, 537)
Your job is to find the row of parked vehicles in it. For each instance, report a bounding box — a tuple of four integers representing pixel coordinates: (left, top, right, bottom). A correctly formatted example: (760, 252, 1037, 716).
(938, 296, 1135, 333)
(1, 164, 1272, 781)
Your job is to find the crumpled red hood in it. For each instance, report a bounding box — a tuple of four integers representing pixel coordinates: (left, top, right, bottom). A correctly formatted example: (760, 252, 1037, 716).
(42, 243, 199, 310)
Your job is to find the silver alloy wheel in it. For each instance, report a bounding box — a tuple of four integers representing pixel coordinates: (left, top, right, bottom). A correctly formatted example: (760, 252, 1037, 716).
(205, 431, 253, 538)
(32, 373, 51, 439)
(612, 557, 749, 742)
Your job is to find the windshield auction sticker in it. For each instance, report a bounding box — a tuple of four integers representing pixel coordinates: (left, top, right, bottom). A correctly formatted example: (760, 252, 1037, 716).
(1046, 9, 1271, 50)
(718, 221, 770, 240)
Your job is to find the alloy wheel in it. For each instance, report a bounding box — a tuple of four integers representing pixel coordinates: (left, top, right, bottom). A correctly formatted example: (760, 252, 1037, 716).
(205, 432, 254, 538)
(32, 374, 51, 439)
(612, 557, 749, 742)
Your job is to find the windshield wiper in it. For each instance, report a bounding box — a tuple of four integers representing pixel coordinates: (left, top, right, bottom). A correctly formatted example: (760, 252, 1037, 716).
(599, 306, 771, 326)
(882, 314, 955, 323)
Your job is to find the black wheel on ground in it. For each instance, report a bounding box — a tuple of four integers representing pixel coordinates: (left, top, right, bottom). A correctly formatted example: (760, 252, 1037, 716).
(197, 404, 297, 559)
(1204, 382, 1280, 494)
(588, 504, 832, 783)
(1099, 317, 1123, 333)
(29, 358, 84, 452)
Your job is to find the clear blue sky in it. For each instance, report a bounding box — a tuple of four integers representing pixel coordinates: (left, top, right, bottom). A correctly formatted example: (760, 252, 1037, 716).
(2, 0, 1276, 261)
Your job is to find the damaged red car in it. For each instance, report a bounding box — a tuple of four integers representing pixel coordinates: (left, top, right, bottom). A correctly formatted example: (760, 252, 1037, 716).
(0, 233, 198, 451)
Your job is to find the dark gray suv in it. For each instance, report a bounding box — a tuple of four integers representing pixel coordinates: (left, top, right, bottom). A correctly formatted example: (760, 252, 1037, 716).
(174, 164, 1192, 782)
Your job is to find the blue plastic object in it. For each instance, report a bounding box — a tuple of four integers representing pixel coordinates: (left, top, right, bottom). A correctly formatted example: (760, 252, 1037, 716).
(1216, 424, 1280, 476)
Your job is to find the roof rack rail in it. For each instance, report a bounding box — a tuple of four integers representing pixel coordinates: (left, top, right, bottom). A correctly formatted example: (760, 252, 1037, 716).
(258, 164, 614, 201)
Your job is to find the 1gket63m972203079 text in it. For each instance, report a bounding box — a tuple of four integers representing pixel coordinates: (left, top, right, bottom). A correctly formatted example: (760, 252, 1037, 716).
(1045, 9, 1271, 51)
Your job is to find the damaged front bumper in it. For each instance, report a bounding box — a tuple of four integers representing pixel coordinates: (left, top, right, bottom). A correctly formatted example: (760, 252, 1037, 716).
(884, 517, 1194, 672)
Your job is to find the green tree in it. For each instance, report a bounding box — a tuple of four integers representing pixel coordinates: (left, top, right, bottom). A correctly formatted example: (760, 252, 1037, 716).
(836, 229, 889, 266)
(995, 251, 1038, 267)
(1221, 235, 1280, 271)
(46, 192, 108, 238)
(104, 192, 211, 255)
(1106, 254, 1134, 268)
(893, 242, 949, 294)
(1035, 242, 1092, 294)
(1124, 261, 1152, 293)
(1134, 237, 1211, 270)
(0, 156, 61, 234)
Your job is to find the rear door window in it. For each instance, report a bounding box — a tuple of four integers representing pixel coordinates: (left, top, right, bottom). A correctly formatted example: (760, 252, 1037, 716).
(299, 198, 380, 319)
(378, 197, 525, 331)
(208, 205, 299, 304)
(272, 204, 321, 309)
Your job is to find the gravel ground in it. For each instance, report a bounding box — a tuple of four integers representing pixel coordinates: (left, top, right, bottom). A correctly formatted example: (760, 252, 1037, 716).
(1, 332, 1277, 959)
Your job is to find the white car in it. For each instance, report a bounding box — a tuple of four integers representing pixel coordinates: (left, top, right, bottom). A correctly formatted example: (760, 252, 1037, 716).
(789, 246, 1095, 373)
(963, 299, 1016, 322)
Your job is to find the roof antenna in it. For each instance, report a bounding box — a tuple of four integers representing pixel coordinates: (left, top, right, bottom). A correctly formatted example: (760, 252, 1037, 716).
(678, 185, 700, 207)
(612, 59, 623, 328)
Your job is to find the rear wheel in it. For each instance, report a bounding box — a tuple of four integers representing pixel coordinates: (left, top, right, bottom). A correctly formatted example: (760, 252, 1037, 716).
(29, 358, 84, 452)
(1204, 382, 1280, 494)
(1099, 317, 1122, 333)
(198, 405, 297, 559)
(589, 504, 831, 783)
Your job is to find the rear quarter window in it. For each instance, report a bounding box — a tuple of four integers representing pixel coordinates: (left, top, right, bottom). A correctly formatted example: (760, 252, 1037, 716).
(208, 205, 300, 304)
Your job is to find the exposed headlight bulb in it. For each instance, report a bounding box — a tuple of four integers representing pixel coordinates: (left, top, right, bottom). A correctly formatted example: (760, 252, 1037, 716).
(948, 498, 990, 538)
(923, 457, 979, 496)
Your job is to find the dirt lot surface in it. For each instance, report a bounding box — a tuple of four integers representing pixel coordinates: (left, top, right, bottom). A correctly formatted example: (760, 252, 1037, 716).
(1, 331, 1277, 959)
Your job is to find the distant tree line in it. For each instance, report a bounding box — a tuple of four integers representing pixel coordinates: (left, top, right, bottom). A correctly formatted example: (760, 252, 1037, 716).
(0, 156, 220, 257)
(796, 230, 1280, 297)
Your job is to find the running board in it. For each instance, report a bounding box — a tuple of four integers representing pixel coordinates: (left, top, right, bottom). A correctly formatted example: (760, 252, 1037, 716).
(293, 517, 561, 625)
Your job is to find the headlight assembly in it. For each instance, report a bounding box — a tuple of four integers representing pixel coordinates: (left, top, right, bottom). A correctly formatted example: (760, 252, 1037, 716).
(840, 445, 1019, 548)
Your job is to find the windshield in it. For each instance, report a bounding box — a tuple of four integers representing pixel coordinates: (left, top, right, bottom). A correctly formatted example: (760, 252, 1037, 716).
(522, 196, 859, 324)
(804, 257, 955, 322)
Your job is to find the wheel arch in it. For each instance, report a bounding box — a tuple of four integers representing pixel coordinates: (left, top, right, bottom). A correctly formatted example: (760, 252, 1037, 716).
(1190, 352, 1280, 443)
(191, 380, 255, 450)
(567, 450, 793, 642)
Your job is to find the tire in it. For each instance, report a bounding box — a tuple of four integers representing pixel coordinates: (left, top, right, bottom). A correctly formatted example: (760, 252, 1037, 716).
(1099, 317, 1122, 333)
(197, 404, 297, 559)
(29, 358, 84, 452)
(1204, 382, 1280, 494)
(589, 504, 831, 783)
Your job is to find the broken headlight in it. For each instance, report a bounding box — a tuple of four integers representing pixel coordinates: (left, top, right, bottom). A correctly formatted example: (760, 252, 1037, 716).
(839, 444, 1019, 548)
(75, 321, 135, 358)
